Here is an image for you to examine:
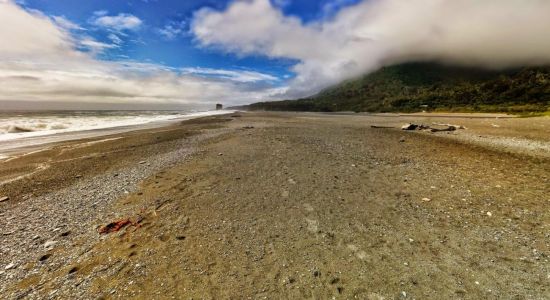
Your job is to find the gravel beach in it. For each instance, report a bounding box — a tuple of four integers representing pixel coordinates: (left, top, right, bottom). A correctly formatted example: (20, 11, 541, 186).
(0, 112, 548, 299)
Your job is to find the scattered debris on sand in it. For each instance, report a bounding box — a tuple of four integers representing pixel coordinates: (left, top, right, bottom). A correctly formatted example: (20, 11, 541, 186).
(98, 218, 141, 234)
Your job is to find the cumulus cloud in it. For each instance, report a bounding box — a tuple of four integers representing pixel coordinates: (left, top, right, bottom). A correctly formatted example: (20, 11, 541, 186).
(192, 0, 550, 97)
(0, 0, 282, 109)
(90, 13, 143, 31)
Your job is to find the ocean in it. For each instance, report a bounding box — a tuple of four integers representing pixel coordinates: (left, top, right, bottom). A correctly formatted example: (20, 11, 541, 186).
(0, 110, 231, 157)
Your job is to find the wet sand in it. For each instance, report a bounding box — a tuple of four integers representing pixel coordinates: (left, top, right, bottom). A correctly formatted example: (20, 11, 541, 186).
(0, 112, 549, 299)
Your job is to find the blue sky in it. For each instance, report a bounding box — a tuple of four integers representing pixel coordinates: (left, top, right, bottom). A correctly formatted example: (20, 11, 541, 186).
(1, 0, 548, 109)
(18, 0, 358, 83)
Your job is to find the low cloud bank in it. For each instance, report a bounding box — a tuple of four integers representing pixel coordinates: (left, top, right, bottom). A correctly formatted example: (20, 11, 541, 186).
(192, 0, 550, 98)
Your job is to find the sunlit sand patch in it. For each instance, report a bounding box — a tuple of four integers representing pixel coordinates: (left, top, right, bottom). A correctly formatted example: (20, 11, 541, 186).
(303, 203, 314, 212)
(306, 218, 319, 233)
(58, 137, 123, 154)
(347, 244, 367, 260)
(2, 148, 52, 163)
(0, 162, 50, 186)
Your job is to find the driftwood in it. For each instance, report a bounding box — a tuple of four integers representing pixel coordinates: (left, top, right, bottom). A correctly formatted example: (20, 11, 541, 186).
(371, 125, 395, 129)
(432, 122, 467, 129)
(402, 123, 465, 132)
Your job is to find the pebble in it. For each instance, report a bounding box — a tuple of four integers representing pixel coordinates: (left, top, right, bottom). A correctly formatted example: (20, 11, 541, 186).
(5, 263, 16, 270)
(421, 197, 431, 202)
(486, 211, 492, 217)
(0, 196, 9, 202)
(44, 240, 58, 249)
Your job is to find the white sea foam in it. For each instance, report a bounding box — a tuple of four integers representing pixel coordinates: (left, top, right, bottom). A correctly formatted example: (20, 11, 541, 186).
(0, 110, 232, 142)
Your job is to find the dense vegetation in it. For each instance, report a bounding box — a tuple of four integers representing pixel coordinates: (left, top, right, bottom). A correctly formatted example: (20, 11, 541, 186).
(244, 62, 550, 113)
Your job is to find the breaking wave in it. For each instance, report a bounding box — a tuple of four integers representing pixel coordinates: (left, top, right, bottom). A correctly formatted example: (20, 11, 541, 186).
(0, 110, 227, 142)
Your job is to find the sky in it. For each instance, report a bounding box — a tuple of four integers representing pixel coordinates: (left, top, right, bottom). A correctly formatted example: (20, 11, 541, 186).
(1, 0, 550, 110)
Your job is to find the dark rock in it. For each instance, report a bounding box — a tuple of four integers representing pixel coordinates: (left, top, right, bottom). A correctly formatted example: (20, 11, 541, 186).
(401, 124, 418, 130)
(39, 254, 51, 262)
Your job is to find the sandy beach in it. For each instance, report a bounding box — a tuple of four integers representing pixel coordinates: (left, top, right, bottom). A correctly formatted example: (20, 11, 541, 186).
(0, 112, 548, 299)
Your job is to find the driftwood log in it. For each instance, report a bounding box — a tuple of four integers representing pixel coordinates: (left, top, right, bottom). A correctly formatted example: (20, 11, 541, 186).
(401, 123, 465, 132)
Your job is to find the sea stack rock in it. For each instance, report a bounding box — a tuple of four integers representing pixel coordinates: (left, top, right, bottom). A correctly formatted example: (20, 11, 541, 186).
(216, 103, 223, 110)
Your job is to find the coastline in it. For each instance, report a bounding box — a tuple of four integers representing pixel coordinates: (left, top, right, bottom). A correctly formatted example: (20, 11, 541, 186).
(0, 112, 548, 299)
(0, 110, 234, 159)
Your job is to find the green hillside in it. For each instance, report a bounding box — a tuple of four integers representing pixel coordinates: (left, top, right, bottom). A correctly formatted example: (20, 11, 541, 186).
(245, 62, 550, 113)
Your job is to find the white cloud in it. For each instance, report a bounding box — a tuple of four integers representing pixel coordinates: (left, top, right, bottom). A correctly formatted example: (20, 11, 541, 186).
(79, 38, 118, 53)
(0, 0, 282, 108)
(157, 21, 187, 40)
(192, 0, 550, 98)
(52, 15, 84, 31)
(91, 13, 142, 31)
(181, 67, 278, 83)
(93, 10, 108, 16)
(108, 33, 123, 45)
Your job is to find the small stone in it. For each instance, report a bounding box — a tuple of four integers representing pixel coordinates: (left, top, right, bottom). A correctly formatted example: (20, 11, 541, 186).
(288, 178, 296, 184)
(475, 281, 480, 285)
(44, 240, 58, 249)
(351, 164, 357, 167)
(313, 270, 321, 277)
(401, 291, 407, 298)
(486, 211, 492, 217)
(421, 197, 431, 202)
(399, 137, 406, 142)
(138, 161, 146, 164)
(217, 153, 223, 156)
(75, 175, 82, 179)
(408, 238, 414, 243)
(0, 196, 9, 202)
(5, 263, 16, 270)
(282, 190, 289, 198)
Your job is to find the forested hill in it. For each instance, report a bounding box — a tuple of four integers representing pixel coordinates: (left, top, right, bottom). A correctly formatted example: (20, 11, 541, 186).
(243, 62, 550, 113)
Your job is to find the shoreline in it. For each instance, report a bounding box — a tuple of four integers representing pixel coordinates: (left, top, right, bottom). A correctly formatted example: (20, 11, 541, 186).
(0, 112, 548, 299)
(0, 110, 234, 159)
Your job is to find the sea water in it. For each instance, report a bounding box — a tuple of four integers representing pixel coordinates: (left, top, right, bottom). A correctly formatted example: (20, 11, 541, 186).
(0, 110, 230, 142)
(0, 110, 232, 156)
